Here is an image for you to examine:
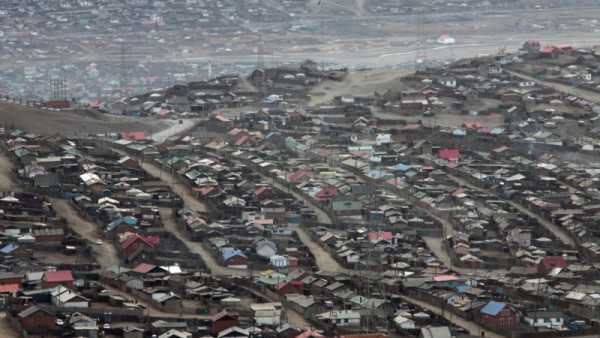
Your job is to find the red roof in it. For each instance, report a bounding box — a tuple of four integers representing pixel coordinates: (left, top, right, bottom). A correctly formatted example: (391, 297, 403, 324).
(295, 331, 325, 338)
(0, 283, 20, 293)
(193, 186, 217, 196)
(315, 186, 338, 201)
(433, 274, 459, 282)
(211, 310, 237, 322)
(121, 234, 159, 250)
(368, 231, 393, 241)
(557, 44, 572, 50)
(132, 263, 157, 274)
(288, 170, 310, 183)
(464, 122, 482, 129)
(121, 131, 146, 141)
(43, 270, 74, 283)
(255, 186, 272, 197)
(438, 148, 460, 161)
(401, 124, 422, 131)
(235, 134, 250, 146)
(540, 46, 556, 54)
(540, 256, 567, 270)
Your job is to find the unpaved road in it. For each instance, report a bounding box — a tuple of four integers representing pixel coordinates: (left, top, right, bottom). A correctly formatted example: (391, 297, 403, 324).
(0, 312, 18, 338)
(51, 199, 120, 268)
(507, 70, 600, 104)
(159, 208, 247, 277)
(151, 119, 200, 143)
(293, 225, 349, 274)
(0, 152, 19, 191)
(137, 159, 207, 213)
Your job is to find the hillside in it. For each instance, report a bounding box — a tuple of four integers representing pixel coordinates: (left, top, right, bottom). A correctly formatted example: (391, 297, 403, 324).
(0, 102, 170, 136)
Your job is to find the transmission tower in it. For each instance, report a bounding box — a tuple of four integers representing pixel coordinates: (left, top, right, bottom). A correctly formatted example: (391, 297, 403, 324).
(49, 78, 67, 101)
(119, 41, 129, 97)
(415, 10, 428, 72)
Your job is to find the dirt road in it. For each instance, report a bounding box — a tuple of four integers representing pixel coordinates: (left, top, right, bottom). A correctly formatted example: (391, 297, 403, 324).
(159, 208, 247, 277)
(446, 173, 576, 247)
(151, 119, 200, 143)
(139, 160, 207, 213)
(0, 152, 19, 191)
(0, 312, 18, 338)
(507, 70, 600, 105)
(51, 199, 120, 268)
(293, 225, 349, 274)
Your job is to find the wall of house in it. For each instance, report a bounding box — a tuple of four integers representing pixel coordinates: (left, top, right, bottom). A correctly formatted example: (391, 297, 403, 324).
(211, 318, 238, 335)
(19, 312, 57, 334)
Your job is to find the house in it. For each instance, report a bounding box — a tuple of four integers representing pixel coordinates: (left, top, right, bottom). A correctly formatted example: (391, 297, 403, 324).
(221, 248, 248, 268)
(438, 148, 460, 162)
(294, 330, 325, 338)
(538, 256, 567, 275)
(332, 197, 363, 215)
(118, 156, 139, 169)
(42, 270, 74, 288)
(0, 283, 20, 296)
(0, 272, 24, 285)
(68, 312, 98, 338)
(394, 315, 416, 330)
(123, 326, 145, 338)
(251, 302, 283, 326)
(18, 306, 57, 335)
(438, 77, 457, 88)
(276, 280, 302, 295)
(154, 292, 182, 312)
(211, 311, 239, 336)
(51, 286, 90, 308)
(524, 310, 565, 329)
(132, 262, 165, 275)
(218, 326, 250, 338)
(277, 324, 302, 338)
(120, 234, 158, 263)
(316, 310, 361, 327)
(159, 329, 192, 338)
(121, 131, 146, 141)
(420, 326, 452, 338)
(256, 239, 277, 259)
(479, 301, 519, 330)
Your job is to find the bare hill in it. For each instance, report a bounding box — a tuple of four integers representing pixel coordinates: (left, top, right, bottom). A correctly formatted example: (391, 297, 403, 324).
(0, 102, 169, 136)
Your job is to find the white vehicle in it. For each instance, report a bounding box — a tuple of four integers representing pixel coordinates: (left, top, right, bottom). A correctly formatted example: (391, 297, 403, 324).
(544, 121, 557, 129)
(95, 239, 104, 245)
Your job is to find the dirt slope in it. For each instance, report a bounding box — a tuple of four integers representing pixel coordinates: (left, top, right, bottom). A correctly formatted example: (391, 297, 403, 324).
(0, 102, 168, 136)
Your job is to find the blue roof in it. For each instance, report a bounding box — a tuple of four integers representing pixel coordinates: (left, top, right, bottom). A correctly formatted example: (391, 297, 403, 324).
(491, 128, 505, 135)
(367, 170, 388, 179)
(122, 216, 138, 225)
(222, 247, 246, 261)
(481, 301, 507, 316)
(452, 129, 467, 136)
(392, 163, 411, 172)
(0, 243, 18, 254)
